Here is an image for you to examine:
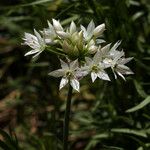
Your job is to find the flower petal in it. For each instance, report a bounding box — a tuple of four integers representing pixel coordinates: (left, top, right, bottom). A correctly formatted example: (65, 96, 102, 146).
(87, 20, 95, 39)
(24, 49, 40, 56)
(59, 77, 68, 90)
(91, 72, 98, 82)
(60, 59, 69, 69)
(32, 51, 42, 58)
(70, 21, 76, 34)
(48, 69, 65, 77)
(52, 19, 63, 31)
(56, 31, 70, 39)
(85, 57, 93, 66)
(93, 48, 102, 64)
(70, 59, 78, 70)
(97, 71, 110, 81)
(116, 71, 126, 80)
(116, 65, 134, 75)
(93, 23, 105, 37)
(101, 43, 111, 56)
(70, 79, 80, 92)
(110, 41, 121, 52)
(118, 57, 133, 65)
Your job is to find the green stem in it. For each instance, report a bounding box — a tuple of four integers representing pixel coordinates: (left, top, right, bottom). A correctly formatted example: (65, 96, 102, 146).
(46, 47, 66, 57)
(63, 84, 73, 150)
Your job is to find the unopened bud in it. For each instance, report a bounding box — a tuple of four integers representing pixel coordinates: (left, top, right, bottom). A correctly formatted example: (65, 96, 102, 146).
(52, 19, 63, 31)
(70, 21, 76, 34)
(93, 23, 105, 37)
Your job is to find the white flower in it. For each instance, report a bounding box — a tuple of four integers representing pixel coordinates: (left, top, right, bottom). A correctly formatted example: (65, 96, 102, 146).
(81, 20, 105, 41)
(81, 20, 95, 41)
(48, 59, 81, 92)
(114, 57, 134, 80)
(42, 21, 57, 44)
(81, 50, 110, 82)
(23, 29, 46, 58)
(103, 50, 133, 80)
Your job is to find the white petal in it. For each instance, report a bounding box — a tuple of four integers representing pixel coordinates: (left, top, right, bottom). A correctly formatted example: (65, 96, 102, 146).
(93, 23, 105, 37)
(117, 71, 126, 80)
(56, 31, 70, 39)
(110, 41, 121, 52)
(47, 21, 55, 32)
(76, 69, 89, 78)
(52, 19, 63, 31)
(60, 59, 69, 69)
(96, 39, 106, 44)
(112, 68, 117, 79)
(81, 25, 87, 38)
(34, 29, 43, 43)
(97, 71, 110, 81)
(113, 50, 124, 63)
(118, 57, 133, 65)
(85, 57, 93, 66)
(24, 49, 40, 56)
(70, 21, 76, 34)
(32, 51, 42, 58)
(91, 72, 98, 82)
(101, 43, 111, 55)
(24, 33, 37, 41)
(116, 65, 134, 75)
(48, 69, 65, 77)
(70, 59, 78, 70)
(70, 79, 80, 92)
(87, 20, 95, 35)
(93, 48, 102, 64)
(59, 78, 68, 90)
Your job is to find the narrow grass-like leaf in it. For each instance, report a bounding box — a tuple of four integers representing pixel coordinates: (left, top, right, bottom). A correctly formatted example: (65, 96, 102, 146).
(134, 80, 147, 98)
(126, 96, 150, 113)
(111, 128, 147, 138)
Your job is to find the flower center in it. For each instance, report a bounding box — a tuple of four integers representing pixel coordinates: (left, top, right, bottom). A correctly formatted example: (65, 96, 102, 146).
(65, 70, 74, 78)
(92, 65, 99, 73)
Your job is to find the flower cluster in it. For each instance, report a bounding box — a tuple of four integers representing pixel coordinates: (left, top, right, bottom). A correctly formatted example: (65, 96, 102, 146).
(23, 19, 133, 92)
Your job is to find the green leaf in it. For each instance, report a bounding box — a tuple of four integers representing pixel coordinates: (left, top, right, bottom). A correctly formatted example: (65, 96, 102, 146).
(126, 96, 150, 113)
(132, 12, 144, 21)
(0, 0, 52, 9)
(111, 128, 148, 138)
(134, 80, 147, 98)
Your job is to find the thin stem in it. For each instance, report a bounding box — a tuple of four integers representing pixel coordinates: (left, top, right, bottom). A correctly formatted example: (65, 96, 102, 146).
(63, 84, 73, 150)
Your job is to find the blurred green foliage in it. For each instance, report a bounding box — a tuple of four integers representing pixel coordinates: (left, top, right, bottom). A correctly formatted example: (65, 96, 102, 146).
(0, 0, 150, 150)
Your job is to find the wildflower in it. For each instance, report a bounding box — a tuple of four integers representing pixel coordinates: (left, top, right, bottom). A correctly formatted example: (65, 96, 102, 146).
(48, 59, 81, 92)
(103, 50, 133, 80)
(42, 21, 57, 44)
(23, 29, 46, 58)
(81, 49, 110, 82)
(81, 20, 105, 41)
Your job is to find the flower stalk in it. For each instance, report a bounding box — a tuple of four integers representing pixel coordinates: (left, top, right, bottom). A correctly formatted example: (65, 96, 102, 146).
(63, 84, 73, 150)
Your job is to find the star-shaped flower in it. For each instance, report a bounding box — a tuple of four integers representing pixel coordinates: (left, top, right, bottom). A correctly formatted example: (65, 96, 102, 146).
(103, 50, 133, 80)
(81, 50, 110, 82)
(48, 59, 81, 92)
(23, 29, 46, 58)
(42, 21, 57, 44)
(81, 20, 105, 41)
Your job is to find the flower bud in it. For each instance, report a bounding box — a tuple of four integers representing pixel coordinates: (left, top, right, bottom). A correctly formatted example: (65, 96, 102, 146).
(52, 19, 63, 31)
(70, 21, 76, 34)
(62, 40, 72, 53)
(93, 23, 105, 37)
(89, 45, 98, 54)
(56, 31, 70, 39)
